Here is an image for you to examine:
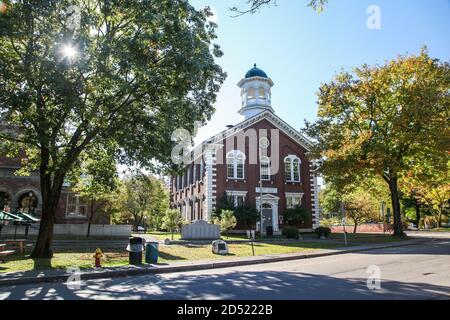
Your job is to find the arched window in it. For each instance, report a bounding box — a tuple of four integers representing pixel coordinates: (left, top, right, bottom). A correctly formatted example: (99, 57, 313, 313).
(247, 88, 256, 100)
(284, 155, 301, 182)
(227, 150, 245, 179)
(260, 156, 270, 181)
(258, 87, 266, 99)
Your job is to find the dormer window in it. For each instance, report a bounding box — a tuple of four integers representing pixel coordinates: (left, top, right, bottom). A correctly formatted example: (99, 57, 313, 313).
(227, 150, 245, 179)
(284, 155, 301, 182)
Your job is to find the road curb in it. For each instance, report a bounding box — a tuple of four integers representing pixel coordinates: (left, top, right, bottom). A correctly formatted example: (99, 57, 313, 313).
(0, 239, 429, 287)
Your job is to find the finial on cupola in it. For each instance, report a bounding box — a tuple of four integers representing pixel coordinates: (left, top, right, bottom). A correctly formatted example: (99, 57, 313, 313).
(254, 63, 257, 68)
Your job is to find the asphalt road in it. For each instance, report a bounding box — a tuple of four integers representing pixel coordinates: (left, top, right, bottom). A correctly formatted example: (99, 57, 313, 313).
(1, 240, 449, 300)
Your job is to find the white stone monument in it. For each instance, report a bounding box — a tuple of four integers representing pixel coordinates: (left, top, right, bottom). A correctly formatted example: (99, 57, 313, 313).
(181, 220, 220, 240)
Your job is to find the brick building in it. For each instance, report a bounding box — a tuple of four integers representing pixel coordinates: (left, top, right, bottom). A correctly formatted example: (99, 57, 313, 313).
(170, 66, 320, 233)
(0, 138, 109, 225)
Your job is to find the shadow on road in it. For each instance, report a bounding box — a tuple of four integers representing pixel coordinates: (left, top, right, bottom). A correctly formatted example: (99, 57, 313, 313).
(2, 268, 449, 300)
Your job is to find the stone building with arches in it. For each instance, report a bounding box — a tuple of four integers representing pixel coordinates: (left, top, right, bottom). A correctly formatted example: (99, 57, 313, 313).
(0, 155, 109, 224)
(170, 66, 320, 233)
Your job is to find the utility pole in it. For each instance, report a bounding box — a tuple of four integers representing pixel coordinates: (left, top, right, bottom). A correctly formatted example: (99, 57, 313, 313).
(259, 148, 263, 238)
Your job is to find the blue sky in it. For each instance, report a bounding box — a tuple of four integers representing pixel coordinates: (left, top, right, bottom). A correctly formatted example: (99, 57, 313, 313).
(190, 0, 450, 144)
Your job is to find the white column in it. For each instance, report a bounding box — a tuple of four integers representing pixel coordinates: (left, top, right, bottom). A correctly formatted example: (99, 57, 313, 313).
(203, 144, 220, 222)
(309, 161, 320, 229)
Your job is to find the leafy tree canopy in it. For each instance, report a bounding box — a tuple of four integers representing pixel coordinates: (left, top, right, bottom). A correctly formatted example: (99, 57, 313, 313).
(304, 48, 449, 235)
(0, 0, 225, 257)
(230, 0, 329, 16)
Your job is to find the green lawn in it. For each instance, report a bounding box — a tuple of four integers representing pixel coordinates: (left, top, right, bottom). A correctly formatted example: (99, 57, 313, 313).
(0, 232, 414, 274)
(0, 241, 343, 274)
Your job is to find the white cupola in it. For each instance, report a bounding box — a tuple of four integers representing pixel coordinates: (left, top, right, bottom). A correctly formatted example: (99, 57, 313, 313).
(237, 64, 274, 119)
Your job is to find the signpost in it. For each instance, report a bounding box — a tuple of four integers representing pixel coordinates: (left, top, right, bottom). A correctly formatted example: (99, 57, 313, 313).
(341, 202, 347, 246)
(247, 230, 255, 256)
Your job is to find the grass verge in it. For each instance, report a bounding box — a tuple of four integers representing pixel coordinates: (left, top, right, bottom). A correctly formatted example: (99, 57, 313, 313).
(0, 241, 343, 274)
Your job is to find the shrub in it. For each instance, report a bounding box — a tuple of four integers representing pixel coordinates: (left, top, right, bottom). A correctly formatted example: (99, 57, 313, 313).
(213, 209, 237, 238)
(284, 206, 310, 225)
(314, 226, 331, 238)
(234, 205, 259, 227)
(282, 226, 299, 239)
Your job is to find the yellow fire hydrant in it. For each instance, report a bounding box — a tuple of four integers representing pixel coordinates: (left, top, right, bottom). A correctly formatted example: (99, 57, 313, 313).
(94, 248, 103, 268)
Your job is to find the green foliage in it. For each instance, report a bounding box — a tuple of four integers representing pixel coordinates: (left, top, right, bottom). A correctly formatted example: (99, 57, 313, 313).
(230, 0, 328, 15)
(314, 226, 331, 238)
(319, 187, 341, 218)
(320, 217, 341, 227)
(343, 190, 380, 233)
(113, 174, 169, 231)
(0, 1, 226, 258)
(304, 48, 449, 236)
(162, 209, 183, 240)
(213, 193, 235, 215)
(234, 205, 259, 227)
(213, 209, 237, 238)
(214, 194, 258, 227)
(281, 226, 299, 239)
(284, 206, 310, 225)
(401, 164, 450, 227)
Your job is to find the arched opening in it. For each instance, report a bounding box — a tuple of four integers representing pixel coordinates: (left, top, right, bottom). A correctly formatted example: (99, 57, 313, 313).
(258, 87, 266, 99)
(17, 191, 38, 214)
(0, 192, 10, 211)
(246, 87, 256, 100)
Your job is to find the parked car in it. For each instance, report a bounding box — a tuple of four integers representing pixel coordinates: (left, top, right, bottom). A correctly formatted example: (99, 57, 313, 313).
(136, 226, 145, 232)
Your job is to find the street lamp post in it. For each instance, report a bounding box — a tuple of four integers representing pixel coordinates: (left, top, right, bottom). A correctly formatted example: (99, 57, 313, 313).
(258, 137, 269, 238)
(24, 191, 34, 239)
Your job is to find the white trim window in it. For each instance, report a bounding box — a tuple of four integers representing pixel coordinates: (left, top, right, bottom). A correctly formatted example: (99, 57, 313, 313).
(66, 193, 88, 217)
(284, 155, 301, 182)
(286, 193, 303, 209)
(226, 190, 248, 208)
(260, 156, 270, 181)
(227, 150, 245, 179)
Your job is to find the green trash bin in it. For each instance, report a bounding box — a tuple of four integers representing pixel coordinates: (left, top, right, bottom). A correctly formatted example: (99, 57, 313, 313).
(145, 241, 159, 264)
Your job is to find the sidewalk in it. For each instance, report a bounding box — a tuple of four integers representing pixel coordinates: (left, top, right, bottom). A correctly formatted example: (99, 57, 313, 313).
(0, 238, 432, 287)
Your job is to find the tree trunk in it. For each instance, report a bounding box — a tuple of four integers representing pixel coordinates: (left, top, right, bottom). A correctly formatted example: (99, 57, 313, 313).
(387, 174, 404, 236)
(438, 211, 443, 228)
(414, 202, 421, 228)
(30, 193, 59, 258)
(353, 221, 358, 234)
(31, 151, 66, 259)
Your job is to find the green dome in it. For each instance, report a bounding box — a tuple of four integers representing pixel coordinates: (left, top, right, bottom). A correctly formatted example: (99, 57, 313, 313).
(245, 64, 268, 78)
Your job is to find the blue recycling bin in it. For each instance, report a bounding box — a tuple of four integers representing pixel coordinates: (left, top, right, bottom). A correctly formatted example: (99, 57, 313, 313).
(145, 241, 159, 264)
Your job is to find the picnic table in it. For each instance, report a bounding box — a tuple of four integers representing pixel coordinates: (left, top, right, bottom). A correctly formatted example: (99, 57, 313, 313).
(0, 243, 15, 262)
(4, 239, 27, 254)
